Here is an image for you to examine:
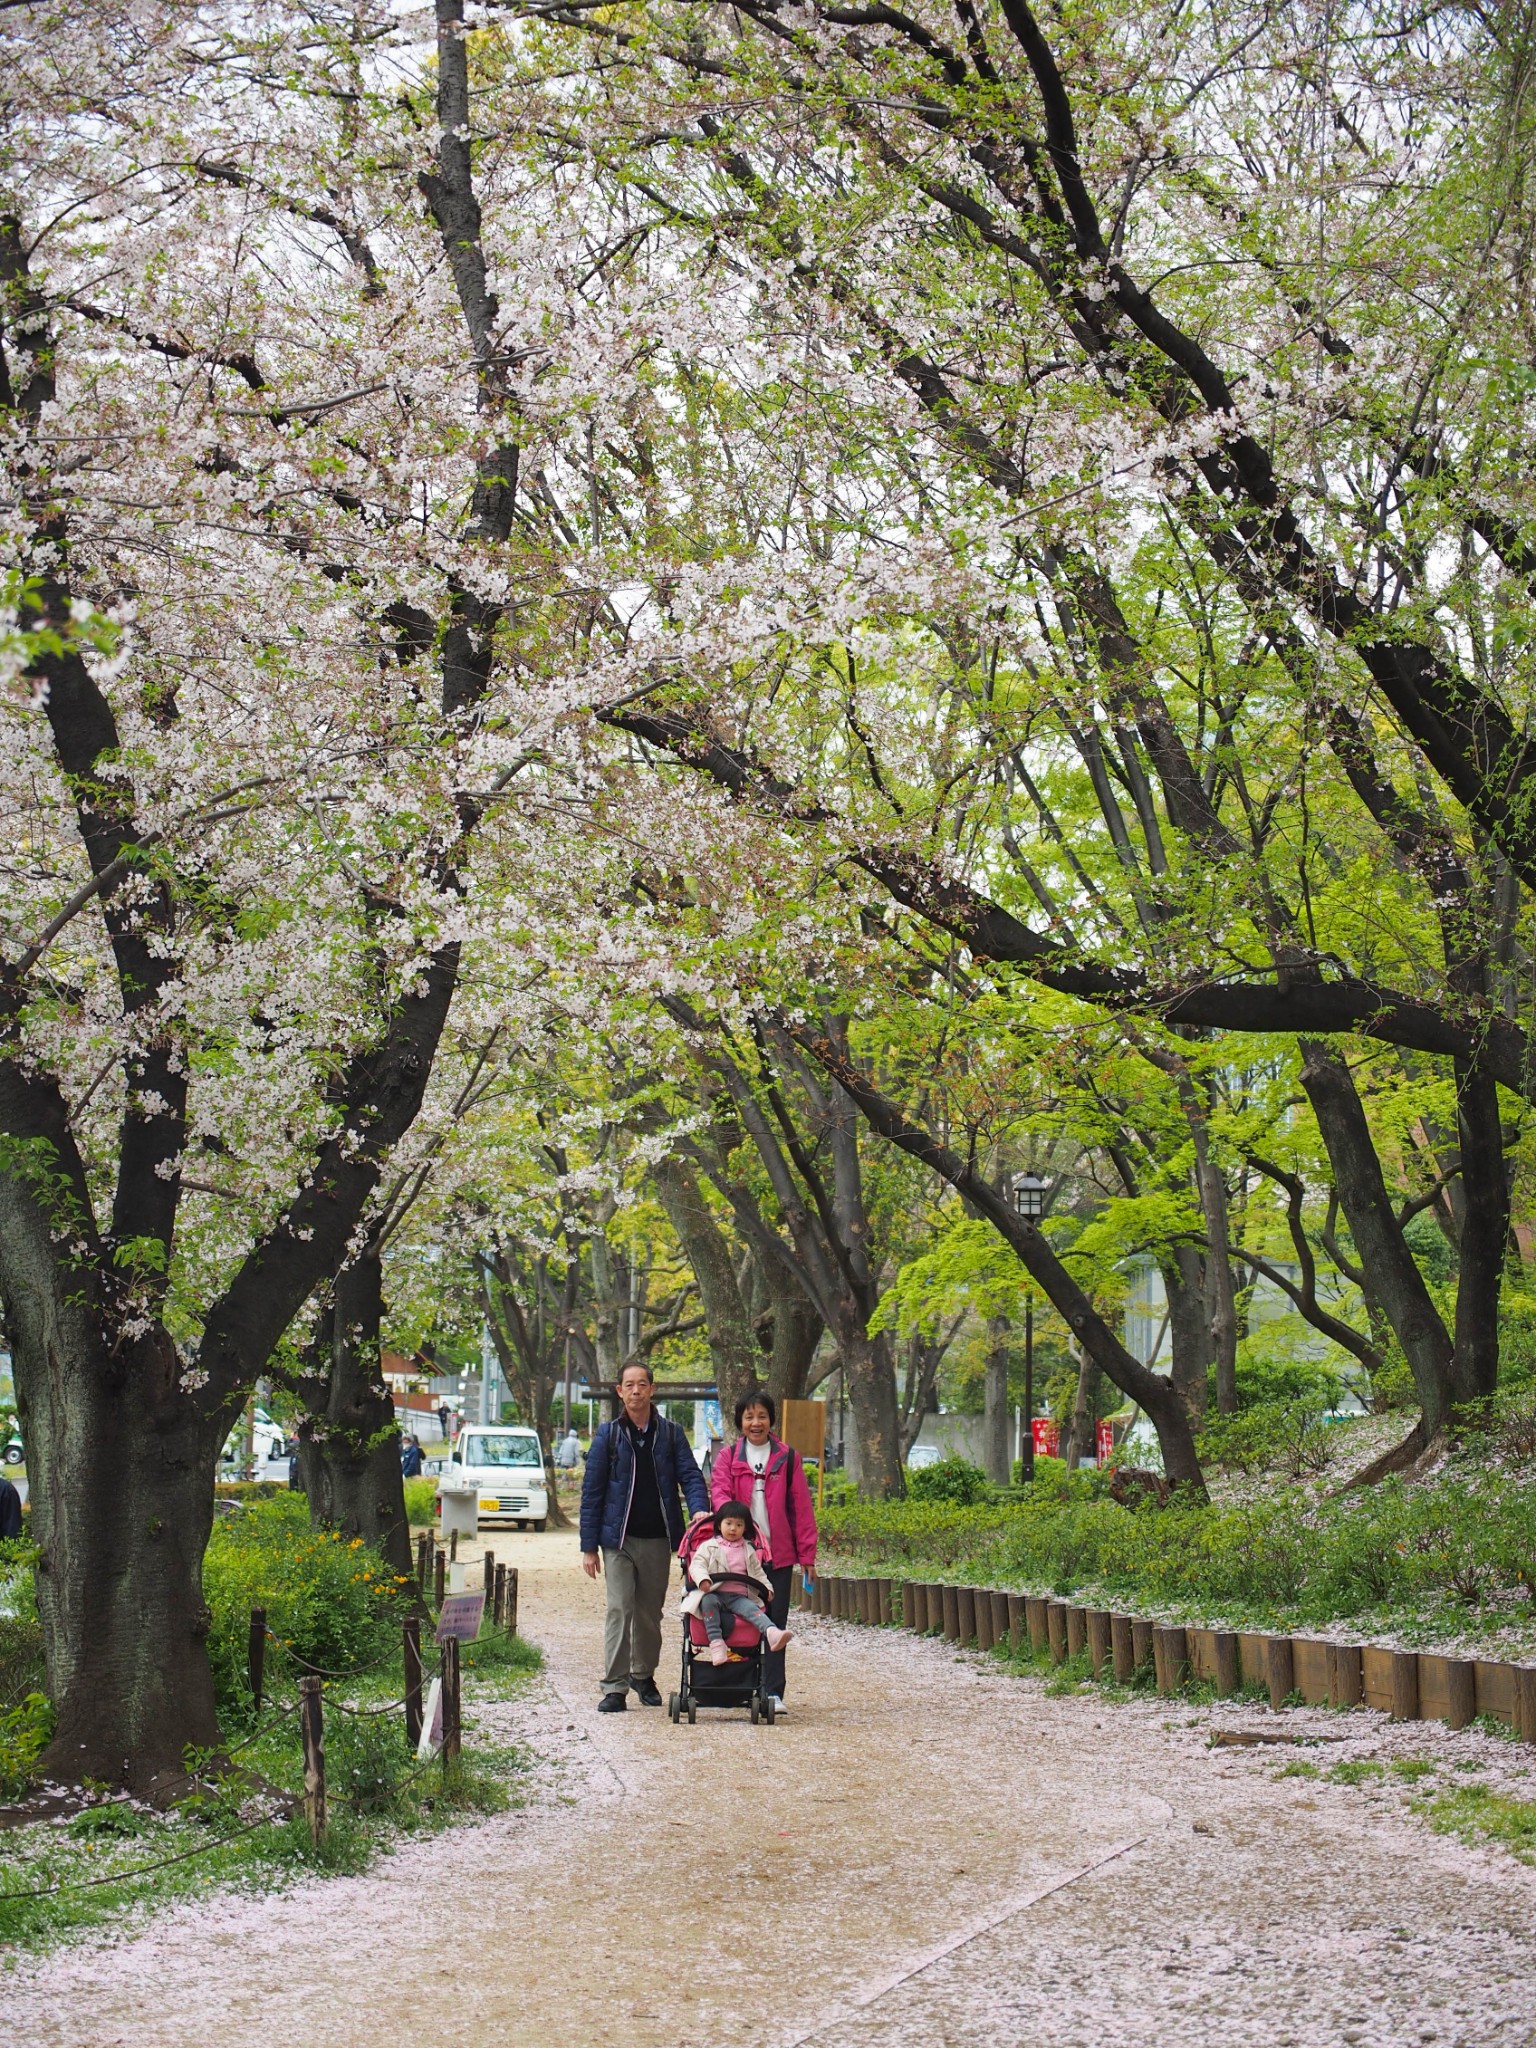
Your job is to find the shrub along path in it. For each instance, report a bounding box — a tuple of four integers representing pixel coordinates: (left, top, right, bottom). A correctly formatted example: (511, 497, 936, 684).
(9, 1529, 1536, 2045)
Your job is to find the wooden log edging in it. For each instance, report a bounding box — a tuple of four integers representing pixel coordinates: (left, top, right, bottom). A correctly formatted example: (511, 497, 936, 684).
(814, 1568, 1536, 1740)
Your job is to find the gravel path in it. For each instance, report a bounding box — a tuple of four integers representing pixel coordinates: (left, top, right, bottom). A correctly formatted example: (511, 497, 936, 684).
(12, 1529, 1536, 2046)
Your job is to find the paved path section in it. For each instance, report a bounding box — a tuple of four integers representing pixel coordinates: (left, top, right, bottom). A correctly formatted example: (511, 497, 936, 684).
(14, 1529, 1536, 2046)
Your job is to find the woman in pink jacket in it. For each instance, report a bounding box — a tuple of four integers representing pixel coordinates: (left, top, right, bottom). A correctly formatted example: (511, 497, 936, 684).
(710, 1390, 817, 1711)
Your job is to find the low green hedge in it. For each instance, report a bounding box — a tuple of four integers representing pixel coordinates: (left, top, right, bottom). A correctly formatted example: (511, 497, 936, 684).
(820, 1458, 1536, 1641)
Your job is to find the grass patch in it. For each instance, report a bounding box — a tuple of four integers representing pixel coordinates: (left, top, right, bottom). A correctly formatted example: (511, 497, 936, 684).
(1327, 1760, 1385, 1785)
(1418, 1783, 1536, 1861)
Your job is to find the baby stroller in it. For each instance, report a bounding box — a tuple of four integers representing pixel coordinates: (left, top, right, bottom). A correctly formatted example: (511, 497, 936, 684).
(668, 1515, 779, 1726)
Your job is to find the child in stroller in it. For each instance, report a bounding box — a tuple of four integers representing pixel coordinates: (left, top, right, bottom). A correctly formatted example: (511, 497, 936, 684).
(669, 1501, 791, 1725)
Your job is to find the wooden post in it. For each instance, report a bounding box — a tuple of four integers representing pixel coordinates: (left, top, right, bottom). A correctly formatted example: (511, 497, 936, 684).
(1154, 1626, 1188, 1694)
(955, 1586, 976, 1645)
(1046, 1601, 1068, 1664)
(1390, 1650, 1419, 1722)
(1006, 1592, 1025, 1654)
(403, 1615, 423, 1748)
(247, 1605, 267, 1717)
(1266, 1635, 1294, 1711)
(442, 1634, 462, 1769)
(493, 1563, 506, 1628)
(1213, 1631, 1240, 1697)
(416, 1530, 430, 1592)
(1086, 1610, 1111, 1679)
(434, 1548, 446, 1607)
(941, 1584, 960, 1640)
(449, 1527, 459, 1563)
(1329, 1643, 1363, 1709)
(1515, 1666, 1536, 1743)
(991, 1592, 1012, 1651)
(1110, 1614, 1136, 1683)
(1025, 1596, 1049, 1652)
(299, 1674, 326, 1847)
(484, 1549, 496, 1617)
(974, 1589, 995, 1652)
(505, 1566, 519, 1637)
(1131, 1618, 1155, 1673)
(1446, 1658, 1477, 1731)
(902, 1582, 916, 1629)
(1065, 1606, 1087, 1659)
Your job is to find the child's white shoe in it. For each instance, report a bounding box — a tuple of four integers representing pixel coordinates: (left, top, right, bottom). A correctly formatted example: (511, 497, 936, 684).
(766, 1626, 792, 1652)
(708, 1640, 730, 1666)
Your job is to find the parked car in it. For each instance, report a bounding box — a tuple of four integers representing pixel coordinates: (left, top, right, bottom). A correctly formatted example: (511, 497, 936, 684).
(906, 1443, 941, 1470)
(3, 1425, 22, 1466)
(439, 1425, 549, 1529)
(220, 1409, 287, 1472)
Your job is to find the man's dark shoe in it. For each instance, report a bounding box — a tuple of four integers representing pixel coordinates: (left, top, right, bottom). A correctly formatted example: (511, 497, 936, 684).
(633, 1679, 663, 1707)
(598, 1692, 627, 1713)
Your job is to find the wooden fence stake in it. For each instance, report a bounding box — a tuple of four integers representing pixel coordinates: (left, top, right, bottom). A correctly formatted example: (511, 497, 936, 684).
(1446, 1658, 1477, 1731)
(991, 1591, 1012, 1652)
(1390, 1649, 1419, 1722)
(1086, 1610, 1111, 1679)
(972, 1588, 993, 1651)
(901, 1582, 917, 1629)
(1516, 1666, 1536, 1742)
(1265, 1635, 1294, 1711)
(1046, 1601, 1068, 1664)
(1131, 1618, 1155, 1673)
(247, 1605, 266, 1716)
(449, 1528, 458, 1563)
(494, 1562, 507, 1628)
(1329, 1643, 1363, 1709)
(299, 1674, 326, 1847)
(1025, 1596, 1049, 1652)
(484, 1549, 496, 1617)
(505, 1566, 519, 1637)
(1065, 1606, 1087, 1659)
(434, 1548, 446, 1608)
(442, 1634, 462, 1771)
(403, 1615, 423, 1748)
(416, 1530, 430, 1592)
(941, 1584, 960, 1640)
(1213, 1631, 1240, 1697)
(1110, 1614, 1136, 1683)
(1154, 1626, 1189, 1695)
(956, 1586, 976, 1645)
(1006, 1592, 1026, 1654)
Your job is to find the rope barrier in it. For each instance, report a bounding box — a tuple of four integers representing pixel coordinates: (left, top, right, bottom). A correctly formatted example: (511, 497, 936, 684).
(0, 1808, 289, 1903)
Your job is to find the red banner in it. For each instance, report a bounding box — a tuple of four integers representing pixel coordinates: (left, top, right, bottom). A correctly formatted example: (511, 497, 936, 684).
(1096, 1419, 1115, 1463)
(1031, 1418, 1060, 1457)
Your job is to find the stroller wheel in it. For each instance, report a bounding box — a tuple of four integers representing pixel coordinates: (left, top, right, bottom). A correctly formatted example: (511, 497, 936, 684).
(687, 1696, 698, 1724)
(762, 1694, 776, 1725)
(750, 1695, 761, 1724)
(668, 1692, 680, 1723)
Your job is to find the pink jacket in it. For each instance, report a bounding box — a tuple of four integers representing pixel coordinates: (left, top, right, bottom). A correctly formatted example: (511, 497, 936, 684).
(711, 1436, 818, 1572)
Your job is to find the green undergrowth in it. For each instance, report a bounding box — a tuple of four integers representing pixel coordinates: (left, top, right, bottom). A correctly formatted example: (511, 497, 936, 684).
(0, 1498, 543, 1958)
(1418, 1782, 1536, 1860)
(822, 1435, 1536, 1651)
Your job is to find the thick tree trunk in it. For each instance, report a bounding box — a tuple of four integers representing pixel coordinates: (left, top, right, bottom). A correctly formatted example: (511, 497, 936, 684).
(5, 1295, 223, 1792)
(839, 1323, 904, 1497)
(1060, 1343, 1101, 1472)
(1300, 1042, 1458, 1435)
(1448, 1058, 1508, 1412)
(1165, 1249, 1211, 1429)
(295, 1254, 412, 1579)
(983, 1314, 1011, 1485)
(653, 1153, 760, 1422)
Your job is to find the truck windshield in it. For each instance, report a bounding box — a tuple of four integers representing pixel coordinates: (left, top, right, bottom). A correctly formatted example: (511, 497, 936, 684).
(461, 1434, 542, 1468)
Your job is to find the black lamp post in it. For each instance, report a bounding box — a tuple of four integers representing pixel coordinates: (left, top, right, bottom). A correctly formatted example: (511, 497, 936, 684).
(1013, 1174, 1048, 1479)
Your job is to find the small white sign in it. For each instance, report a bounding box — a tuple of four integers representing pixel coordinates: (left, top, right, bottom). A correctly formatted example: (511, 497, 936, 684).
(416, 1676, 443, 1759)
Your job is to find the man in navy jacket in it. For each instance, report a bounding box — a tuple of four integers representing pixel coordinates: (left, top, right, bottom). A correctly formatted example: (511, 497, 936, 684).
(580, 1359, 708, 1711)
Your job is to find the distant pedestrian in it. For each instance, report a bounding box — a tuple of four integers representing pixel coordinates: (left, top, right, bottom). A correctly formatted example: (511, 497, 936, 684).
(554, 1427, 580, 1471)
(437, 1402, 451, 1440)
(1, 1473, 24, 1541)
(286, 1435, 303, 1490)
(580, 1360, 709, 1712)
(401, 1434, 424, 1478)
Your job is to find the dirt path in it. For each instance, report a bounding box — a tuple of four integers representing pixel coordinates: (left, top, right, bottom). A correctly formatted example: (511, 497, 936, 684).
(15, 1529, 1536, 2046)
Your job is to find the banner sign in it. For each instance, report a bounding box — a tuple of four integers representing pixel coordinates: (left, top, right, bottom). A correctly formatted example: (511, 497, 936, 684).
(1096, 1419, 1115, 1462)
(1031, 1418, 1060, 1457)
